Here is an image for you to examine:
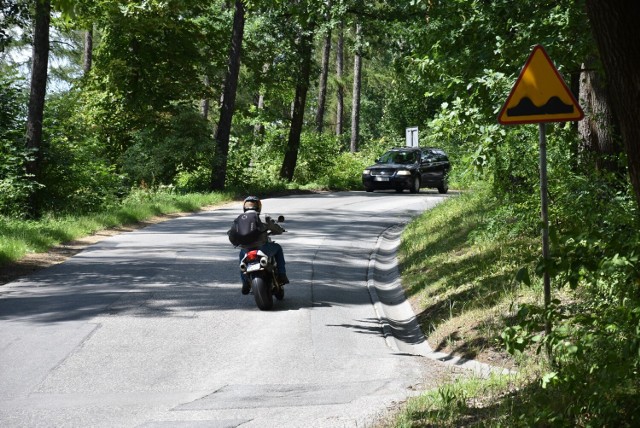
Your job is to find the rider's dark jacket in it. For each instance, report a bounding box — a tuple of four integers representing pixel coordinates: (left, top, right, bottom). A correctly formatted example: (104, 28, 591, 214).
(238, 215, 285, 249)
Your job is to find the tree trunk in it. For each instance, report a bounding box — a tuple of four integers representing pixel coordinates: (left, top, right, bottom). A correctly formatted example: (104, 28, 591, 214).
(280, 30, 314, 181)
(201, 75, 210, 120)
(254, 92, 265, 136)
(335, 21, 344, 136)
(315, 32, 331, 133)
(210, 0, 245, 190)
(350, 23, 362, 153)
(83, 26, 93, 75)
(315, 0, 332, 133)
(254, 63, 269, 136)
(585, 1, 640, 209)
(25, 0, 51, 217)
(577, 56, 622, 172)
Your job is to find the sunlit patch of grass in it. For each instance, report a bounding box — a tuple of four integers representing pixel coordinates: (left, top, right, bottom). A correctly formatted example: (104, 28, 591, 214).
(399, 189, 541, 363)
(0, 234, 23, 264)
(387, 372, 535, 428)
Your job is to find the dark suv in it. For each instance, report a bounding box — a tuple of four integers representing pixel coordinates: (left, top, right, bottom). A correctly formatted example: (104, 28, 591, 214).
(362, 147, 450, 194)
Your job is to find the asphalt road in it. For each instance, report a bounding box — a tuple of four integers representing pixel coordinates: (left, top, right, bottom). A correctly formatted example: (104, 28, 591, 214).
(0, 191, 455, 427)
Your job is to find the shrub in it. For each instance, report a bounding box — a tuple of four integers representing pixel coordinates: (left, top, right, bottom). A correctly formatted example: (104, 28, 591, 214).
(293, 133, 343, 184)
(37, 91, 126, 214)
(327, 151, 376, 190)
(0, 70, 33, 217)
(121, 109, 214, 186)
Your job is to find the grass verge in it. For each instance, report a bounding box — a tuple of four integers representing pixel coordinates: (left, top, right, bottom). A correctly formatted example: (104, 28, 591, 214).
(0, 190, 234, 267)
(400, 188, 541, 368)
(387, 185, 548, 426)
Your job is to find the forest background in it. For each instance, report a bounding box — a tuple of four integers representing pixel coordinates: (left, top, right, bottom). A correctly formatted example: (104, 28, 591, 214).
(2, 1, 640, 426)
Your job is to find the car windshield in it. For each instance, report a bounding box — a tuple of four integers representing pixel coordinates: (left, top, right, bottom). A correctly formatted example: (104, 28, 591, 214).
(378, 151, 416, 165)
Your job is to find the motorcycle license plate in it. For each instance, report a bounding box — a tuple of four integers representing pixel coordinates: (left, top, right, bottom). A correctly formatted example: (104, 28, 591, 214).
(247, 263, 261, 273)
(374, 176, 389, 181)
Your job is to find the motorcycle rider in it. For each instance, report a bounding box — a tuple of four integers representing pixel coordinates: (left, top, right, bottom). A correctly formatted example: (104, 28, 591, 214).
(235, 196, 289, 294)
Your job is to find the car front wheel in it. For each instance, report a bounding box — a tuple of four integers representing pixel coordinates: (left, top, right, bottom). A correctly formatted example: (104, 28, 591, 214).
(410, 176, 421, 193)
(437, 177, 449, 194)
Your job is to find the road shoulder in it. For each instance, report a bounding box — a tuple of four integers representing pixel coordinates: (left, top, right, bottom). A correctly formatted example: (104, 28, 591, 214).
(367, 224, 513, 377)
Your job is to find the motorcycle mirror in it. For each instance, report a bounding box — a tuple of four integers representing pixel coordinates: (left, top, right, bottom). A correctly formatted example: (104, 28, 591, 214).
(277, 215, 285, 222)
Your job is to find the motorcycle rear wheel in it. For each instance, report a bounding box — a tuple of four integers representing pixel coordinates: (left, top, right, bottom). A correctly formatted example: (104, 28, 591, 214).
(252, 276, 273, 310)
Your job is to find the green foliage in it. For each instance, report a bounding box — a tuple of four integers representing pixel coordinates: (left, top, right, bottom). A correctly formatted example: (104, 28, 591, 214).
(83, 0, 226, 157)
(0, 0, 30, 52)
(36, 90, 124, 213)
(0, 68, 36, 217)
(94, 0, 211, 112)
(174, 165, 212, 193)
(325, 151, 373, 189)
(120, 108, 214, 186)
(501, 293, 640, 426)
(293, 132, 343, 184)
(0, 140, 38, 218)
(378, 0, 595, 201)
(499, 160, 640, 425)
(216, 128, 394, 193)
(225, 130, 289, 193)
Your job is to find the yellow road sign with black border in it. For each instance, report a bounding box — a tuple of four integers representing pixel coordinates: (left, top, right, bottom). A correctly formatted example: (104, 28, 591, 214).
(498, 45, 584, 125)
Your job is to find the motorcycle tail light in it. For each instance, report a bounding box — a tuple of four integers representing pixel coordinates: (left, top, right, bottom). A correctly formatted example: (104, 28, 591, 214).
(246, 250, 259, 262)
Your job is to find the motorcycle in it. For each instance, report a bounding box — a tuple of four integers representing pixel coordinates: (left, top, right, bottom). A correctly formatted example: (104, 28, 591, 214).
(239, 215, 286, 310)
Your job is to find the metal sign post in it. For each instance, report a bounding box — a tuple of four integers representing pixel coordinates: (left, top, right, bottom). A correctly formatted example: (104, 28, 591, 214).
(538, 123, 551, 337)
(498, 45, 584, 344)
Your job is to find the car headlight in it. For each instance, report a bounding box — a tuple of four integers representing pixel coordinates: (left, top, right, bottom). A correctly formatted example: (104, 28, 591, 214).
(363, 169, 370, 175)
(396, 170, 411, 176)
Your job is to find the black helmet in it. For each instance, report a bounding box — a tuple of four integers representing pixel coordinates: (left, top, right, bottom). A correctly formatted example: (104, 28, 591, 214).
(243, 196, 262, 213)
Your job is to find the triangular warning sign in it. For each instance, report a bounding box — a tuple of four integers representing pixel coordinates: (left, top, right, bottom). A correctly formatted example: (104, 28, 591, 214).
(498, 45, 584, 125)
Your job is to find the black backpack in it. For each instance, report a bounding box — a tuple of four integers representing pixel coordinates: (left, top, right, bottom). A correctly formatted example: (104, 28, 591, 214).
(228, 211, 263, 246)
